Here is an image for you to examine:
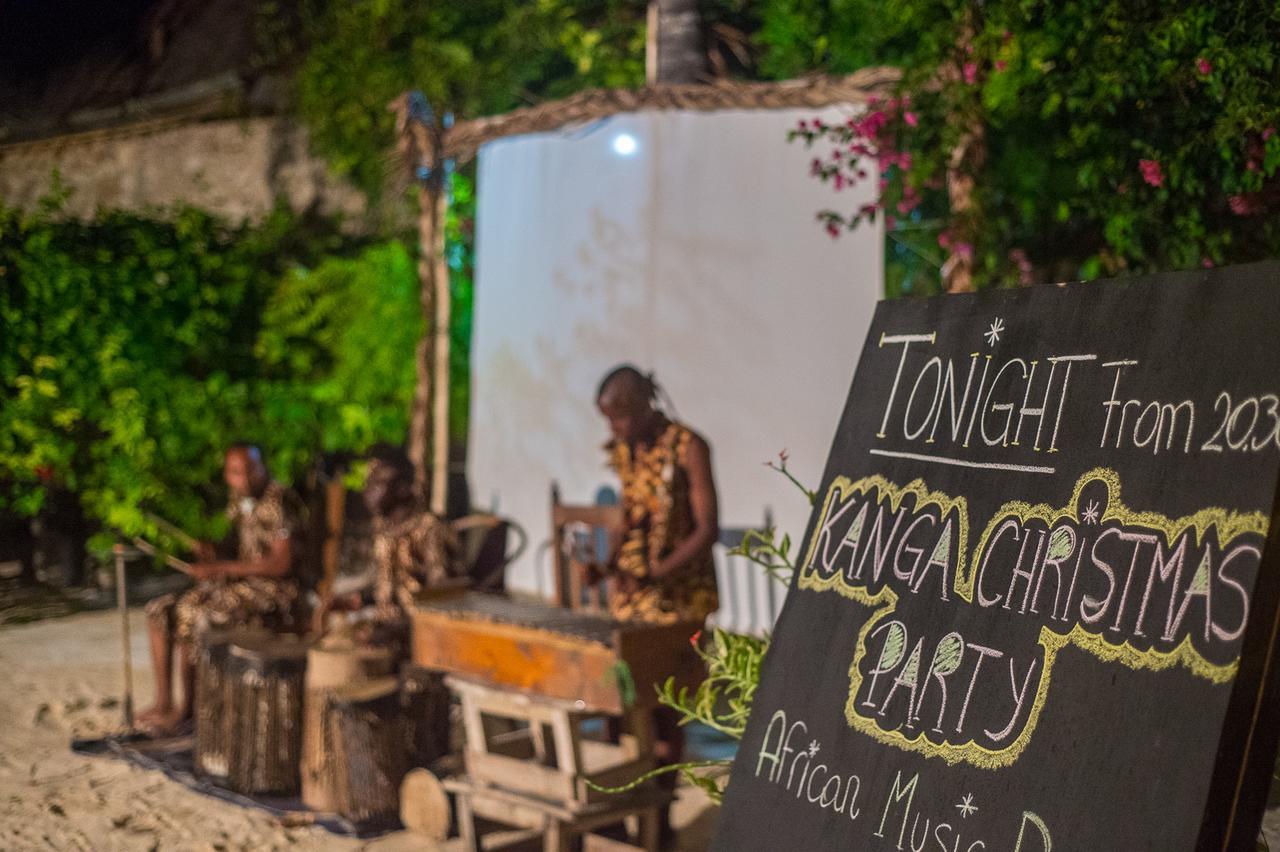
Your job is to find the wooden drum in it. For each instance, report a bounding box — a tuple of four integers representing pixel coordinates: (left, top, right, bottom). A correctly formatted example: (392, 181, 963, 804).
(194, 630, 239, 781)
(194, 629, 309, 795)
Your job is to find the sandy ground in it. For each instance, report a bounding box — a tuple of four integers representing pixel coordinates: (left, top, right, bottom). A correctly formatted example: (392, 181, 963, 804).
(0, 607, 719, 852)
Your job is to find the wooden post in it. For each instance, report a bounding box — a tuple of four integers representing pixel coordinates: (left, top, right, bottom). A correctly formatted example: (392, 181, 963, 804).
(407, 100, 453, 515)
(429, 176, 451, 517)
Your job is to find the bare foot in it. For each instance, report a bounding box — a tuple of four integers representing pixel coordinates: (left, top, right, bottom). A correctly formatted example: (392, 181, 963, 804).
(135, 705, 189, 737)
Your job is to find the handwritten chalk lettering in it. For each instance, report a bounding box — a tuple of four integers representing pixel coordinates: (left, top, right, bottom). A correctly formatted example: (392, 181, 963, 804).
(854, 620, 1042, 753)
(968, 470, 1263, 672)
(1013, 812, 1052, 852)
(1200, 392, 1280, 453)
(796, 469, 1268, 770)
(754, 710, 862, 821)
(1099, 360, 1198, 455)
(875, 332, 1094, 455)
(799, 475, 967, 605)
(873, 770, 1045, 851)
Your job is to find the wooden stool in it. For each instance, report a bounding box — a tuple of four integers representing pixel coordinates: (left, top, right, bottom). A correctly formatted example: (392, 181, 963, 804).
(449, 676, 656, 806)
(445, 676, 663, 850)
(198, 631, 309, 795)
(444, 777, 667, 852)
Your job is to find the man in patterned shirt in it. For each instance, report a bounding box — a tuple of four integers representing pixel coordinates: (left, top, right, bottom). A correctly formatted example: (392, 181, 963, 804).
(314, 445, 464, 656)
(138, 444, 304, 735)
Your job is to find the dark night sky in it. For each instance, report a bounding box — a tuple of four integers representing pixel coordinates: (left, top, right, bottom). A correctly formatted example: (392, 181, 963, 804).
(0, 0, 157, 84)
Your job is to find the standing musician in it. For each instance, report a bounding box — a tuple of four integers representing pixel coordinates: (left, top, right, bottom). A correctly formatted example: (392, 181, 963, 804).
(595, 365, 720, 625)
(592, 364, 720, 840)
(138, 444, 304, 735)
(314, 445, 465, 655)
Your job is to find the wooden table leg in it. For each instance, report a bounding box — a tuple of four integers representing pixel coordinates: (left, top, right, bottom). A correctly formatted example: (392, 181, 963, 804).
(457, 792, 478, 852)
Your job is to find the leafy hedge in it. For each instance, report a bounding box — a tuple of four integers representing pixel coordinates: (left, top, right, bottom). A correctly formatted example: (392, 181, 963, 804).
(0, 202, 420, 547)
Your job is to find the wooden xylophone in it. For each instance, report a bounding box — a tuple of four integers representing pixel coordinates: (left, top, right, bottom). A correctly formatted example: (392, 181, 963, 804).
(409, 591, 704, 714)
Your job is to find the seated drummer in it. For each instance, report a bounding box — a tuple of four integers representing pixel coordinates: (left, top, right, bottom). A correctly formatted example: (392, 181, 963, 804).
(138, 444, 304, 735)
(315, 445, 464, 654)
(593, 364, 720, 839)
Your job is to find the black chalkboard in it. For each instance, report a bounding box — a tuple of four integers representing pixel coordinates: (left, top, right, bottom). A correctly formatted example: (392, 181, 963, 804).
(712, 262, 1280, 851)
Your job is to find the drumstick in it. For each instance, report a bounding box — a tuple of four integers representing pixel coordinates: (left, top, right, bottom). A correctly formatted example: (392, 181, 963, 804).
(131, 537, 197, 576)
(113, 544, 134, 733)
(142, 511, 202, 552)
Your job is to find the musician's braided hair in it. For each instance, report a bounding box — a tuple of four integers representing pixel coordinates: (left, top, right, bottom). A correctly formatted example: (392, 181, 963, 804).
(596, 363, 678, 418)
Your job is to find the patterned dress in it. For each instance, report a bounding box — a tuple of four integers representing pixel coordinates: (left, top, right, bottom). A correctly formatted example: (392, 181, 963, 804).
(371, 509, 465, 616)
(607, 419, 719, 624)
(350, 509, 464, 655)
(145, 482, 304, 651)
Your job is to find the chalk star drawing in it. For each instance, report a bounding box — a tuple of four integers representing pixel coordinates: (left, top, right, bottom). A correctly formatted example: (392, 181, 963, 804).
(1082, 499, 1101, 525)
(808, 740, 820, 757)
(984, 317, 1005, 347)
(956, 793, 978, 819)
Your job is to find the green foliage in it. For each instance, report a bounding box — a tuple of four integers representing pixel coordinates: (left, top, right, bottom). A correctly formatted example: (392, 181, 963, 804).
(0, 200, 417, 549)
(255, 241, 421, 476)
(789, 1, 1280, 286)
(291, 0, 647, 202)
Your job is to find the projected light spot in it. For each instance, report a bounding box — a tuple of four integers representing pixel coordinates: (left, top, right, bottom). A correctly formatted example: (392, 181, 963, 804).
(611, 133, 639, 156)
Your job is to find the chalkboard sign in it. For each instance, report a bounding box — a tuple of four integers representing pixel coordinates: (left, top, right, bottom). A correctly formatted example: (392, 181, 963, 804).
(712, 262, 1280, 851)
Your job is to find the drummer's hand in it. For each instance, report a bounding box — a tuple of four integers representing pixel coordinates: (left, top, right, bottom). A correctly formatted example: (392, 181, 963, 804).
(190, 561, 224, 581)
(576, 561, 600, 587)
(192, 541, 216, 561)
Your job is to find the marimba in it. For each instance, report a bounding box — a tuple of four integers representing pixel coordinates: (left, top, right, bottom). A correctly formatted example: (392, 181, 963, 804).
(411, 592, 700, 851)
(409, 591, 703, 715)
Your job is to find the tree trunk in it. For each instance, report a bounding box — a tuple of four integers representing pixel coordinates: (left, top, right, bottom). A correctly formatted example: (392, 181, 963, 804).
(647, 0, 707, 84)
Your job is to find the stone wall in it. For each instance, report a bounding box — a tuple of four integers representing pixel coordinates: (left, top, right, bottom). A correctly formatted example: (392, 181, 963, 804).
(0, 116, 366, 224)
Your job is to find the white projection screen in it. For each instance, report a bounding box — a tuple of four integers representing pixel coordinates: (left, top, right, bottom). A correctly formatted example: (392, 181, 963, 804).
(469, 106, 883, 626)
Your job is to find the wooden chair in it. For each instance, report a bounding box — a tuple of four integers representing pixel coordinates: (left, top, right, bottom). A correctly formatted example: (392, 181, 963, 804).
(451, 513, 527, 593)
(550, 483, 622, 614)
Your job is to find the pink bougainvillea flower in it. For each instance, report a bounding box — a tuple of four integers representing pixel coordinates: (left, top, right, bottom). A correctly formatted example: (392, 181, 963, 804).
(1229, 194, 1259, 215)
(1264, 127, 1276, 141)
(995, 59, 1008, 72)
(1139, 159, 1164, 187)
(825, 221, 841, 239)
(937, 230, 953, 249)
(903, 111, 918, 127)
(1202, 257, 1215, 268)
(885, 215, 897, 229)
(963, 62, 979, 84)
(1008, 248, 1033, 285)
(953, 241, 974, 259)
(689, 630, 703, 647)
(1196, 57, 1212, 75)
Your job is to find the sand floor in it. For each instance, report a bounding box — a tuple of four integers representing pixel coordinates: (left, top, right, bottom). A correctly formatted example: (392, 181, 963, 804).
(0, 608, 719, 851)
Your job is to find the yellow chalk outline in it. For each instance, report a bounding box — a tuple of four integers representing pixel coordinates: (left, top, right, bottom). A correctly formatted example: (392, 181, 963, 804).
(796, 473, 969, 604)
(794, 469, 1269, 769)
(963, 467, 1266, 684)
